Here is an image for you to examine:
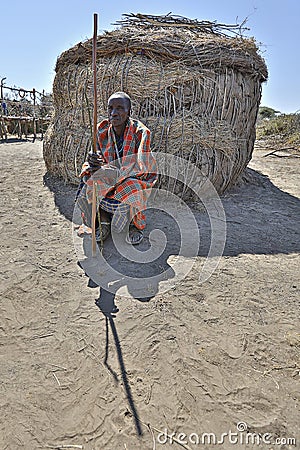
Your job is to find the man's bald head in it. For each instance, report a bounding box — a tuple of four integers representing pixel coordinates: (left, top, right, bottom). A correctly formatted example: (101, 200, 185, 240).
(108, 92, 131, 112)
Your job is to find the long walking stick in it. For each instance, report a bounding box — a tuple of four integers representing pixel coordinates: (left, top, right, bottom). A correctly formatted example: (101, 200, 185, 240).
(91, 13, 98, 256)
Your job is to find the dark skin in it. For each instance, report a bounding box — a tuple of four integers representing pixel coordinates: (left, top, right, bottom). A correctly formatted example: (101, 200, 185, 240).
(87, 95, 135, 230)
(108, 96, 130, 136)
(86, 95, 143, 243)
(87, 96, 130, 169)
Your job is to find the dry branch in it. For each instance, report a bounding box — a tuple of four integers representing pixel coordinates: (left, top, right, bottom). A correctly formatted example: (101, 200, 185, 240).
(114, 12, 250, 37)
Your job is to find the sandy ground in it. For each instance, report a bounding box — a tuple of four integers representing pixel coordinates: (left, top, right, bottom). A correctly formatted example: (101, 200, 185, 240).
(0, 138, 299, 450)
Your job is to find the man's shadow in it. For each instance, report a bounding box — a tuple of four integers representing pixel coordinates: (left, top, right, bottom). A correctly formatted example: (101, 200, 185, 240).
(74, 202, 179, 439)
(77, 208, 179, 311)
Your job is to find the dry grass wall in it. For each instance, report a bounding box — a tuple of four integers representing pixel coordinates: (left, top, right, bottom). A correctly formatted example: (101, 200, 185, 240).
(43, 15, 268, 196)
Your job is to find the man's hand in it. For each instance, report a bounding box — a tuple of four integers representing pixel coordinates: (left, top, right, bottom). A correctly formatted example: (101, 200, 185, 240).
(87, 150, 104, 170)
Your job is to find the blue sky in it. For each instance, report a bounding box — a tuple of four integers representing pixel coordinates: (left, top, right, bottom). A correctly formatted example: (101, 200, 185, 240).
(1, 0, 299, 113)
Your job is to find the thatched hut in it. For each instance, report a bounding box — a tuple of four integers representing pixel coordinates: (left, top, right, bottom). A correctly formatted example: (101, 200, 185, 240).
(43, 13, 268, 195)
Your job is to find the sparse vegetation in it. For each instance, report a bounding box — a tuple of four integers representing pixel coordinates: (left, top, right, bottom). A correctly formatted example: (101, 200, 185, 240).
(256, 108, 300, 153)
(258, 106, 280, 120)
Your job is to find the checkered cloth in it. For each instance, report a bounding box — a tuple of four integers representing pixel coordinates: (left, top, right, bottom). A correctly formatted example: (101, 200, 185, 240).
(81, 118, 157, 230)
(100, 197, 129, 232)
(77, 186, 129, 232)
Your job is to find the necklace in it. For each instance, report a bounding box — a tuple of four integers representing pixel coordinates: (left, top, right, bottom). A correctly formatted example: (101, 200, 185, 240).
(112, 131, 124, 164)
(115, 134, 124, 151)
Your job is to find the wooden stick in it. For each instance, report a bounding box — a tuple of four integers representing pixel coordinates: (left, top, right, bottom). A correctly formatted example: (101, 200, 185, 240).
(91, 13, 98, 256)
(91, 181, 97, 256)
(92, 14, 98, 154)
(42, 445, 83, 449)
(52, 372, 61, 386)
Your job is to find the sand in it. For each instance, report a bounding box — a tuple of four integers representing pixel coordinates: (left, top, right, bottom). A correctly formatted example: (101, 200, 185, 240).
(0, 138, 299, 450)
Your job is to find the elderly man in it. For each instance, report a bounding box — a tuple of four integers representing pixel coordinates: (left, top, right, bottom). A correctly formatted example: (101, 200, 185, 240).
(77, 91, 157, 245)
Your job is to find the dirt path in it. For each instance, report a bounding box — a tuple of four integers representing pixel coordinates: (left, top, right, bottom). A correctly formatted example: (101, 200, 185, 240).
(0, 139, 299, 450)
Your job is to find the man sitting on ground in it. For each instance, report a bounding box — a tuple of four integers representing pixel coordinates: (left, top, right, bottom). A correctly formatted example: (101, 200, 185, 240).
(77, 91, 157, 245)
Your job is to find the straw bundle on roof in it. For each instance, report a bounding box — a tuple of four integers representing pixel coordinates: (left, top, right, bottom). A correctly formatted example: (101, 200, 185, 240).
(43, 13, 268, 195)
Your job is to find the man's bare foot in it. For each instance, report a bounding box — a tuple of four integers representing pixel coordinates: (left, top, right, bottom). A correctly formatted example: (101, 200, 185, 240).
(126, 224, 144, 245)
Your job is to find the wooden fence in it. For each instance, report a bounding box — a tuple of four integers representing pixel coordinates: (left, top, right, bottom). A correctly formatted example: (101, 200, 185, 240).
(0, 78, 53, 141)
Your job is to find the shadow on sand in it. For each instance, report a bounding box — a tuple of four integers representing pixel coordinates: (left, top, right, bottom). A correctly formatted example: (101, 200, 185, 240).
(99, 308, 143, 436)
(44, 167, 300, 259)
(44, 167, 300, 438)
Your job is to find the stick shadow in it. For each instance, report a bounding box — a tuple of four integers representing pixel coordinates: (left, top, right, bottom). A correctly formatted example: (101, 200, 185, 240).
(97, 301, 143, 436)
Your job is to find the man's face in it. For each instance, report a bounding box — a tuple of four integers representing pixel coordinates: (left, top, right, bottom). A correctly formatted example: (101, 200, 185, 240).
(107, 97, 130, 129)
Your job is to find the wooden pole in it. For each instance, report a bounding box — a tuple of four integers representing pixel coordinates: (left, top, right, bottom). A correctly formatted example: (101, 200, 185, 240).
(0, 77, 6, 101)
(91, 13, 98, 256)
(18, 118, 22, 139)
(32, 88, 36, 142)
(92, 14, 98, 155)
(41, 117, 44, 140)
(0, 117, 7, 141)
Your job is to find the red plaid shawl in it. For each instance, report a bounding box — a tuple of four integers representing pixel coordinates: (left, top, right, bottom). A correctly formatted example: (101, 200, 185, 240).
(84, 118, 157, 229)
